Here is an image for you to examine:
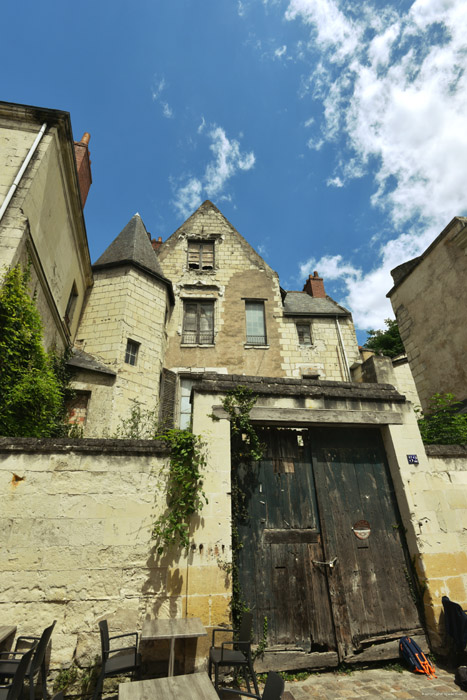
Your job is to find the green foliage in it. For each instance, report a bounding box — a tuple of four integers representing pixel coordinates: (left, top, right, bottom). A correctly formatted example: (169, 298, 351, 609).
(221, 386, 265, 629)
(252, 616, 268, 660)
(0, 264, 69, 437)
(364, 318, 404, 358)
(152, 429, 208, 554)
(416, 393, 467, 445)
(53, 665, 79, 692)
(112, 399, 159, 439)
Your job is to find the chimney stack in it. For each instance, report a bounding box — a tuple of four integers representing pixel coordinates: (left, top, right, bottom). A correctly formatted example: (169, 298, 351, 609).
(151, 236, 163, 252)
(303, 271, 326, 298)
(74, 132, 92, 208)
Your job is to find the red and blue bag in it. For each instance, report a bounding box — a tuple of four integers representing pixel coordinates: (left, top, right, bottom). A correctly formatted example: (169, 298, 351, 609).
(399, 636, 436, 678)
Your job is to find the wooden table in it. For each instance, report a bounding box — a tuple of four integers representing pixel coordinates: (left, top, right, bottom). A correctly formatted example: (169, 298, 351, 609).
(141, 618, 207, 676)
(119, 671, 218, 700)
(0, 626, 16, 649)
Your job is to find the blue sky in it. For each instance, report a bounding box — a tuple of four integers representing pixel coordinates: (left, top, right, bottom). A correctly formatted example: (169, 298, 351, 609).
(2, 0, 467, 343)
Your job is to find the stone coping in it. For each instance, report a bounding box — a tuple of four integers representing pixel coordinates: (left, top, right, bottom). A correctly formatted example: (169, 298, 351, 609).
(425, 443, 467, 457)
(192, 373, 406, 403)
(0, 437, 170, 455)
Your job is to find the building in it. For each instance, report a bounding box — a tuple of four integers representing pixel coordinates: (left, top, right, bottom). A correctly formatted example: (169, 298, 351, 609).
(388, 216, 467, 411)
(1, 101, 466, 672)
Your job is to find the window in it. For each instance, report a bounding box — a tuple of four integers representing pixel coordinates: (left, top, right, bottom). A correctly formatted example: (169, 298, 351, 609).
(187, 240, 214, 270)
(182, 301, 214, 344)
(64, 282, 78, 328)
(297, 323, 312, 345)
(245, 301, 267, 345)
(125, 339, 140, 365)
(179, 377, 195, 429)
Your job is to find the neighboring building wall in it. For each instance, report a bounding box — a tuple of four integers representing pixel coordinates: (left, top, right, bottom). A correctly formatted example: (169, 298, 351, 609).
(75, 267, 169, 435)
(0, 104, 92, 350)
(0, 435, 231, 670)
(388, 217, 467, 410)
(281, 316, 360, 380)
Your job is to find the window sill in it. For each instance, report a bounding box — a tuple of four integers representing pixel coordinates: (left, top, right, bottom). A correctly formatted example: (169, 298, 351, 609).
(181, 343, 215, 348)
(244, 344, 270, 349)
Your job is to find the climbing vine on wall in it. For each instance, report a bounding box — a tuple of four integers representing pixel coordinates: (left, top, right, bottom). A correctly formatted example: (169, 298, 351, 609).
(152, 429, 208, 555)
(222, 386, 265, 632)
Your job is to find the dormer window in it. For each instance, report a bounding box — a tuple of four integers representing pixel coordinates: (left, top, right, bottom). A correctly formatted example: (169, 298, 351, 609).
(187, 240, 214, 270)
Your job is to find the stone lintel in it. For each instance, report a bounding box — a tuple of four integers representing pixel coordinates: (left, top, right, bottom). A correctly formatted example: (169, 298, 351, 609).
(210, 405, 404, 425)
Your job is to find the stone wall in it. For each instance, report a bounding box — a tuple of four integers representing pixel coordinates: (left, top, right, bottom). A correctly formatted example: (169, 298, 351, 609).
(0, 436, 232, 672)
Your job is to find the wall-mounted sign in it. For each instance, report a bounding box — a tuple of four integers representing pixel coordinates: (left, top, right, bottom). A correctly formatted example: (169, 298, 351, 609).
(407, 455, 419, 465)
(352, 520, 371, 540)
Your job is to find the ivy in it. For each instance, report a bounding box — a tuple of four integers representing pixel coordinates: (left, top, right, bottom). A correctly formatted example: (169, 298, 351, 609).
(416, 393, 467, 445)
(0, 263, 70, 437)
(152, 429, 208, 555)
(222, 386, 266, 634)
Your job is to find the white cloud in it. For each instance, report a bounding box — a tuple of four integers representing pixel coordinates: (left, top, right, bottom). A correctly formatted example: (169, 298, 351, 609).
(151, 75, 174, 119)
(275, 45, 287, 58)
(172, 125, 255, 218)
(326, 176, 343, 188)
(285, 0, 467, 329)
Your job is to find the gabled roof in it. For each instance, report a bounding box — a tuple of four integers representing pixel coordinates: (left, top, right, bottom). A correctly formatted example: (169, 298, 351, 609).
(67, 348, 116, 376)
(283, 291, 350, 317)
(93, 214, 174, 301)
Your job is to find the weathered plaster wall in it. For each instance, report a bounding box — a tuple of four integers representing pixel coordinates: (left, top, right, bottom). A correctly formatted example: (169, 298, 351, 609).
(75, 267, 169, 436)
(383, 416, 467, 650)
(0, 436, 232, 671)
(159, 204, 287, 379)
(389, 218, 467, 410)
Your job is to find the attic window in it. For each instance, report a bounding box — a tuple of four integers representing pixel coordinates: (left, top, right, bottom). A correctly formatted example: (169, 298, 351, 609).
(125, 339, 140, 366)
(187, 240, 214, 270)
(297, 323, 312, 345)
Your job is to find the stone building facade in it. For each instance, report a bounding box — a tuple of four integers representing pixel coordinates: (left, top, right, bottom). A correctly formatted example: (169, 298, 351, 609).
(388, 216, 467, 411)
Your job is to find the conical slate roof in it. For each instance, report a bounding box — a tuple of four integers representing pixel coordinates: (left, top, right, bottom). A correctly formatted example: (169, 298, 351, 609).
(93, 213, 166, 280)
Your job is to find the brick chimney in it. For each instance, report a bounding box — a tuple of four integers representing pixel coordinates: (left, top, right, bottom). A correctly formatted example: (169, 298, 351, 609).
(303, 271, 326, 298)
(74, 132, 92, 208)
(151, 236, 163, 252)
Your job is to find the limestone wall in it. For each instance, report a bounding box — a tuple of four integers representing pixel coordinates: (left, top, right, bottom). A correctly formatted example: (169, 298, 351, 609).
(0, 435, 232, 671)
(75, 268, 169, 436)
(383, 414, 467, 650)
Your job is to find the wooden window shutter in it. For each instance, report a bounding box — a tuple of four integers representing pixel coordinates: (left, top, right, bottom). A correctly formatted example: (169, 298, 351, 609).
(159, 368, 177, 429)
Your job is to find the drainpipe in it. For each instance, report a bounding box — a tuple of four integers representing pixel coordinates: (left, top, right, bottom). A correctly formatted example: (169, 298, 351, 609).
(335, 316, 351, 381)
(0, 123, 47, 224)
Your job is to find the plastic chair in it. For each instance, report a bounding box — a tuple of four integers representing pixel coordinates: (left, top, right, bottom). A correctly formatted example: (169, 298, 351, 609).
(209, 612, 259, 694)
(217, 671, 284, 700)
(92, 620, 141, 700)
(0, 647, 36, 700)
(0, 621, 56, 700)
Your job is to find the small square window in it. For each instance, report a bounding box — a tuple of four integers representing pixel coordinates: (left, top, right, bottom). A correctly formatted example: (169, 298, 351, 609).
(187, 240, 214, 270)
(125, 339, 140, 366)
(297, 323, 312, 345)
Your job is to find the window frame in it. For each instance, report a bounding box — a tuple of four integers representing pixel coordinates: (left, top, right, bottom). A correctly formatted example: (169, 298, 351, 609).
(187, 239, 215, 271)
(182, 299, 215, 345)
(125, 339, 140, 366)
(296, 322, 312, 346)
(245, 300, 267, 346)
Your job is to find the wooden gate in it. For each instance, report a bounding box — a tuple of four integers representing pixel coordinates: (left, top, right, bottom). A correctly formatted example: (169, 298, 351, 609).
(235, 426, 423, 667)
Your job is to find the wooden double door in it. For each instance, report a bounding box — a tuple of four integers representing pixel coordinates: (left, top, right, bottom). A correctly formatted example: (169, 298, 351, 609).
(235, 427, 423, 666)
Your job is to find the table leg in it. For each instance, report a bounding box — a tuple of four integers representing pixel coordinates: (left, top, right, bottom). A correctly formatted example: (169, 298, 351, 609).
(168, 637, 175, 676)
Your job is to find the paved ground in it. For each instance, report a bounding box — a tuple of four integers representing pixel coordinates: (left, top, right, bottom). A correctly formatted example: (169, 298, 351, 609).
(284, 665, 465, 700)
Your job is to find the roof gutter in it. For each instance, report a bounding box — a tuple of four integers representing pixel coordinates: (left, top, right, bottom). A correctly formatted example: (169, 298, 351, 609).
(335, 316, 351, 382)
(0, 122, 47, 224)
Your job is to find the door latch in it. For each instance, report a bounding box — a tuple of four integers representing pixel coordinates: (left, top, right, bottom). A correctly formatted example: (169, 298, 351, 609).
(312, 556, 338, 569)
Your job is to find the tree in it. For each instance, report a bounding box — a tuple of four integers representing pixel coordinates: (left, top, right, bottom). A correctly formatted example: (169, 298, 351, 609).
(364, 318, 404, 358)
(0, 263, 67, 437)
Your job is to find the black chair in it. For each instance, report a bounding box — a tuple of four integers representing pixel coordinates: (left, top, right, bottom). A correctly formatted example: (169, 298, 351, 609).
(92, 620, 141, 700)
(0, 621, 56, 700)
(0, 647, 36, 700)
(209, 612, 259, 694)
(217, 671, 284, 700)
